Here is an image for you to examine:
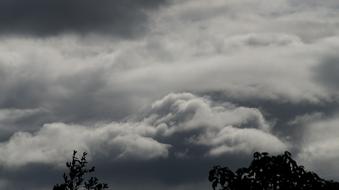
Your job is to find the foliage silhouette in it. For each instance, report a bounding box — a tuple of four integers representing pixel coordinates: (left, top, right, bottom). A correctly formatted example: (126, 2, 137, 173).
(53, 150, 108, 190)
(209, 151, 339, 190)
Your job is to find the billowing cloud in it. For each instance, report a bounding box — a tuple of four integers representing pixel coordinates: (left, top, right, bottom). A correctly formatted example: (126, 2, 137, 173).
(143, 93, 286, 155)
(0, 122, 169, 167)
(0, 33, 338, 139)
(1, 0, 339, 189)
(0, 93, 286, 168)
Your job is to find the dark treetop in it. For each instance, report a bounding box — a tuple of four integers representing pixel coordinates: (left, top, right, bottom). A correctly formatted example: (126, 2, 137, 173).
(53, 150, 108, 190)
(209, 151, 339, 190)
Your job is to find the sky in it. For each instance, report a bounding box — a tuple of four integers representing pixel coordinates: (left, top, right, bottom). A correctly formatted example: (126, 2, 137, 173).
(0, 0, 339, 189)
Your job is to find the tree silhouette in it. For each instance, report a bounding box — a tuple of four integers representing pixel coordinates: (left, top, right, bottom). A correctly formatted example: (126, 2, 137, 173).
(53, 150, 109, 190)
(209, 151, 339, 190)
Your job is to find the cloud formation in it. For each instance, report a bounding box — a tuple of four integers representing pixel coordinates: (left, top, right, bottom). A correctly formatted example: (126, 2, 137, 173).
(0, 93, 286, 167)
(297, 114, 339, 180)
(0, 122, 169, 167)
(1, 0, 339, 189)
(0, 33, 338, 139)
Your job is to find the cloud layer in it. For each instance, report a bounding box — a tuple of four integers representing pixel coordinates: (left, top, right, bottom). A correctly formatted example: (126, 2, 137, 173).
(296, 113, 339, 180)
(0, 0, 167, 37)
(1, 0, 339, 189)
(0, 93, 286, 168)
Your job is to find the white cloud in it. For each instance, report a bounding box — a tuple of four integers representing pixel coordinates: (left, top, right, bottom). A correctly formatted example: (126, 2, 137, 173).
(197, 126, 286, 156)
(0, 93, 286, 167)
(0, 122, 169, 167)
(146, 93, 269, 134)
(144, 93, 286, 155)
(1, 0, 339, 188)
(0, 108, 45, 123)
(297, 114, 339, 180)
(0, 1, 337, 180)
(1, 0, 339, 125)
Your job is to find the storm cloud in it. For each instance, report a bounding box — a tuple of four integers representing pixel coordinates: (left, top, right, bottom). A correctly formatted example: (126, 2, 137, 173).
(0, 93, 286, 168)
(1, 0, 339, 189)
(0, 93, 287, 190)
(0, 0, 168, 37)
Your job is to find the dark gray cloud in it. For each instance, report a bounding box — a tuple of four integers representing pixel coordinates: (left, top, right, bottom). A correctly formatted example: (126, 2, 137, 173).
(295, 114, 339, 181)
(314, 56, 339, 90)
(0, 154, 248, 190)
(0, 57, 142, 139)
(0, 93, 285, 167)
(0, 0, 168, 37)
(0, 164, 59, 190)
(1, 0, 339, 189)
(0, 93, 286, 189)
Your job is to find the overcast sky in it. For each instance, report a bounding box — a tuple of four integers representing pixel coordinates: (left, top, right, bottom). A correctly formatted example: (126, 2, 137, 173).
(0, 0, 339, 189)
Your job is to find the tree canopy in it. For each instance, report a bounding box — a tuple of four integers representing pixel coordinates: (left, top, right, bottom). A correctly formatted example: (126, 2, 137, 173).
(209, 151, 339, 190)
(53, 150, 108, 190)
